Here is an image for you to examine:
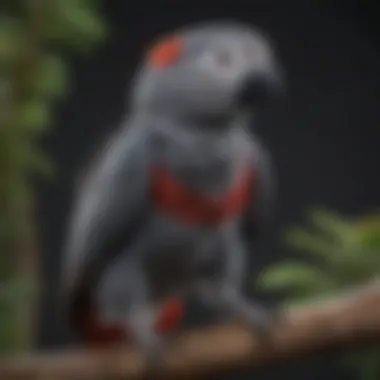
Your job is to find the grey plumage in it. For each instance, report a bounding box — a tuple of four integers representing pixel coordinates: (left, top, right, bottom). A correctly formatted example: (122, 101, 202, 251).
(61, 20, 284, 362)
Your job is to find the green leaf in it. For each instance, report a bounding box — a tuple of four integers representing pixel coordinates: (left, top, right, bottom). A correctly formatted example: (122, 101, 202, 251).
(31, 54, 69, 99)
(16, 100, 51, 132)
(0, 15, 25, 71)
(279, 210, 380, 377)
(285, 228, 376, 286)
(6, 137, 54, 178)
(258, 262, 335, 297)
(310, 208, 352, 240)
(357, 216, 380, 250)
(0, 0, 108, 353)
(285, 227, 335, 258)
(46, 0, 108, 53)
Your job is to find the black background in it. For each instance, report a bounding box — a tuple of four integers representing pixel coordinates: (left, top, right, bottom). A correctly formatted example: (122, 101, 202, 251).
(37, 1, 380, 379)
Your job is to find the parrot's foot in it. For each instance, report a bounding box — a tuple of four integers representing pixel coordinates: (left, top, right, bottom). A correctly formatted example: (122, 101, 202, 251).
(238, 303, 279, 345)
(139, 334, 166, 372)
(128, 313, 167, 371)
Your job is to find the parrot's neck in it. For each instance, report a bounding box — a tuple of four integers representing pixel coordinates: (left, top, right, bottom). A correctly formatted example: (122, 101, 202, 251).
(146, 113, 254, 197)
(148, 113, 236, 148)
(141, 110, 250, 139)
(187, 113, 237, 131)
(138, 107, 249, 134)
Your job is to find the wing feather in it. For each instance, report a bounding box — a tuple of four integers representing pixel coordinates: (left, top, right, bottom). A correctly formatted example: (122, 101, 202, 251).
(60, 124, 152, 330)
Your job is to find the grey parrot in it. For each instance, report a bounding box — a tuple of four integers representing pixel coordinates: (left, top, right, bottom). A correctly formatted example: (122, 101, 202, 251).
(61, 20, 284, 362)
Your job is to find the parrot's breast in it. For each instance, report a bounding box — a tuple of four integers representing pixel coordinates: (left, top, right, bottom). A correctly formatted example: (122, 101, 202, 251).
(151, 164, 254, 226)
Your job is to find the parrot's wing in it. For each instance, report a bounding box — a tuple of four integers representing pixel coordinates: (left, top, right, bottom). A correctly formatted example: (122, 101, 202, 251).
(61, 124, 151, 324)
(240, 136, 277, 258)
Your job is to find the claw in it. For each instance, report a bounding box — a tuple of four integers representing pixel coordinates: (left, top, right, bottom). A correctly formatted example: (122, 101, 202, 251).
(240, 303, 279, 345)
(137, 333, 165, 370)
(144, 342, 165, 367)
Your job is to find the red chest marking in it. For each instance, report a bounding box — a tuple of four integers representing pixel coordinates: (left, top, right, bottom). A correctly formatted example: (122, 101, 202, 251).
(151, 165, 254, 225)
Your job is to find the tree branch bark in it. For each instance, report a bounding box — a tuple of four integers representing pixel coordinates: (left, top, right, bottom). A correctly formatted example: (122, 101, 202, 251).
(1, 279, 380, 380)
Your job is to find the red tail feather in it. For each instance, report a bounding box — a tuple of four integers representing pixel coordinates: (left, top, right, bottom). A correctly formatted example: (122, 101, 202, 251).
(76, 297, 185, 348)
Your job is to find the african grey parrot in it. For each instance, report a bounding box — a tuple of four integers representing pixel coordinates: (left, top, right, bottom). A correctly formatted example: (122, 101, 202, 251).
(61, 20, 284, 362)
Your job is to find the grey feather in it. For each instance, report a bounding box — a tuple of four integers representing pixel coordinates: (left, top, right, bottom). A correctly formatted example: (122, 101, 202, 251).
(61, 121, 151, 304)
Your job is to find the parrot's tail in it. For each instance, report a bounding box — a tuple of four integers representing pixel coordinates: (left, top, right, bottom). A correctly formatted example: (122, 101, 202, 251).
(72, 295, 186, 348)
(72, 292, 127, 348)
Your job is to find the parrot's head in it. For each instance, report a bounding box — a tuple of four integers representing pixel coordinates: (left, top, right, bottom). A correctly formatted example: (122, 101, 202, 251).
(130, 21, 284, 125)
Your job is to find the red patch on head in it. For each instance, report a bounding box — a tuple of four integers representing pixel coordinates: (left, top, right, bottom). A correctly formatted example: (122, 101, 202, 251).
(146, 36, 183, 69)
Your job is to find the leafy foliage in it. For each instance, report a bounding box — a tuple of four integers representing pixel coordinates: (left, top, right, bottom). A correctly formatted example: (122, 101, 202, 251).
(259, 208, 380, 380)
(0, 0, 107, 353)
(46, 0, 108, 53)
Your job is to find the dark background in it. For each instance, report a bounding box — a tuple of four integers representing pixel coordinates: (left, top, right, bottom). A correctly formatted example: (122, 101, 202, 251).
(37, 0, 380, 379)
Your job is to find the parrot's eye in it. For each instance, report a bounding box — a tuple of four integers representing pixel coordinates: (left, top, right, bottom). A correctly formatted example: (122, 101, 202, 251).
(198, 48, 237, 72)
(215, 50, 233, 66)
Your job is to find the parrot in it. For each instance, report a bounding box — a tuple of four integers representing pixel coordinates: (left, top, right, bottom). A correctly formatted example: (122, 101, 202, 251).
(60, 20, 284, 363)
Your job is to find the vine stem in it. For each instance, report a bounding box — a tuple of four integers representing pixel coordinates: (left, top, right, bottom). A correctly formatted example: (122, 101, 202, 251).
(10, 0, 49, 350)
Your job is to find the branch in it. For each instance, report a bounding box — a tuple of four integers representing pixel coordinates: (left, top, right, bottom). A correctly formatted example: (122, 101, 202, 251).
(2, 279, 380, 380)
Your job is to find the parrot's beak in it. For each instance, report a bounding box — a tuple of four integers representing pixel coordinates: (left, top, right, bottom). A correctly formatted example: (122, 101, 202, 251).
(236, 67, 285, 108)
